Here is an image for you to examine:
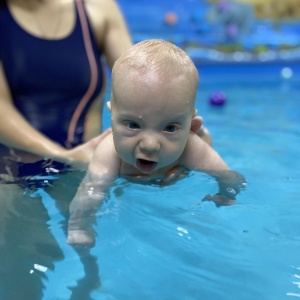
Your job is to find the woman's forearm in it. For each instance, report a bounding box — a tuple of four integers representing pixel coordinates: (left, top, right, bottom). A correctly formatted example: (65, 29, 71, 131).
(0, 103, 68, 159)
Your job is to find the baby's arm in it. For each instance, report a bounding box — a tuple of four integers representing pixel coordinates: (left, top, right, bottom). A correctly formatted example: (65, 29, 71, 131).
(203, 170, 246, 206)
(67, 134, 120, 246)
(182, 133, 246, 206)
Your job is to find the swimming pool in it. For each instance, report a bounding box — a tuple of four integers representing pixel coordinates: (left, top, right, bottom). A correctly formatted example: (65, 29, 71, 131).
(1, 61, 299, 300)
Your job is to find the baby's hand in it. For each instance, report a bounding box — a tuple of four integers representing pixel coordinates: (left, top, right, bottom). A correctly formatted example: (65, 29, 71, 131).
(67, 229, 95, 247)
(203, 194, 235, 206)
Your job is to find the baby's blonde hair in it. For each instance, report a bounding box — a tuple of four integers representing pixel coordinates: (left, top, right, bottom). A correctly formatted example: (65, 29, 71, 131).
(112, 39, 199, 95)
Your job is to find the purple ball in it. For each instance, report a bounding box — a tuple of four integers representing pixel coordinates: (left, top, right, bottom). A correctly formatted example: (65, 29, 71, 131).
(209, 91, 227, 106)
(226, 24, 239, 38)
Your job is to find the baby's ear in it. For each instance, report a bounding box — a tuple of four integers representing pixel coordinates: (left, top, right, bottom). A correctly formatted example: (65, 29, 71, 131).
(190, 115, 203, 133)
(106, 101, 112, 112)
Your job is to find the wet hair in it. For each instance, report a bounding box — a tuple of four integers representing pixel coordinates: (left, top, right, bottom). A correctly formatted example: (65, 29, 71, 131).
(111, 39, 199, 97)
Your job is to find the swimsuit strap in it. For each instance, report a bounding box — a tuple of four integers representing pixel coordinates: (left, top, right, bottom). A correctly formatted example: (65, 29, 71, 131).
(66, 0, 99, 147)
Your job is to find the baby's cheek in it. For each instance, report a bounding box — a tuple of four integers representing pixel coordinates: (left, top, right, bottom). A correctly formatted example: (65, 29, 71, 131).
(115, 139, 133, 158)
(166, 143, 184, 162)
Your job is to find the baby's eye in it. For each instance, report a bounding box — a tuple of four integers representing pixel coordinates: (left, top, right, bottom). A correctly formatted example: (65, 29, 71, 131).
(164, 124, 178, 133)
(126, 121, 140, 129)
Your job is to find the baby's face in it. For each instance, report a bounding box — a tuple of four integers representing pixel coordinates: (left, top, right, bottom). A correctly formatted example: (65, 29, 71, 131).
(110, 71, 196, 174)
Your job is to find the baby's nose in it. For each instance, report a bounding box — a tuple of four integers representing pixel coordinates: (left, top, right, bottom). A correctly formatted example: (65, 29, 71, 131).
(139, 135, 160, 152)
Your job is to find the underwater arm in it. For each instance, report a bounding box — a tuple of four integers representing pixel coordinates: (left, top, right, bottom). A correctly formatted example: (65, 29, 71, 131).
(67, 134, 119, 246)
(204, 170, 247, 206)
(67, 171, 115, 246)
(183, 133, 246, 206)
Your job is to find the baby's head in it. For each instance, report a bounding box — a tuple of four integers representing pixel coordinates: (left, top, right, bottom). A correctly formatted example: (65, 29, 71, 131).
(111, 39, 198, 109)
(109, 39, 200, 173)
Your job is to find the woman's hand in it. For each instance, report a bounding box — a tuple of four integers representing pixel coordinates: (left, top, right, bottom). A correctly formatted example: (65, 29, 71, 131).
(64, 128, 112, 168)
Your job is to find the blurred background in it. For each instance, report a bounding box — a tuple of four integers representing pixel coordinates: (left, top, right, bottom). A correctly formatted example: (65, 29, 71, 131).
(116, 0, 300, 64)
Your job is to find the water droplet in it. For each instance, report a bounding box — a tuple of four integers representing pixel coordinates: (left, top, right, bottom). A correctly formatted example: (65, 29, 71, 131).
(34, 264, 48, 273)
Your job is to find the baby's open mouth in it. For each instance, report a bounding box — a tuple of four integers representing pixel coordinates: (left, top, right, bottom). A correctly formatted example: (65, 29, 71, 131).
(136, 159, 157, 173)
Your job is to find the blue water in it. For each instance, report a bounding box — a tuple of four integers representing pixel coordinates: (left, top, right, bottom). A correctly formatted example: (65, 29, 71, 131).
(84, 64, 299, 300)
(1, 64, 298, 300)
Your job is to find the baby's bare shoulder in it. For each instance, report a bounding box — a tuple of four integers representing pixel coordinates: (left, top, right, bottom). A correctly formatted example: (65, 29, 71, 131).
(180, 133, 225, 171)
(91, 133, 119, 170)
(180, 133, 207, 165)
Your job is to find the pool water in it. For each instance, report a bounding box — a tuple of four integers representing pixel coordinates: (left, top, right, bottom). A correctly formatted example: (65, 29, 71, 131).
(1, 64, 300, 300)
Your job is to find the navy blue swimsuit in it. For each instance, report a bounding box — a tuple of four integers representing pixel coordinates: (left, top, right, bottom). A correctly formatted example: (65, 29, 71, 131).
(0, 0, 105, 148)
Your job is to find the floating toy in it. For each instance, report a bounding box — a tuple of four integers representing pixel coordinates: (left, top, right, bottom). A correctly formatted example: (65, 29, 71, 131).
(209, 91, 227, 106)
(206, 0, 254, 40)
(281, 67, 293, 79)
(164, 12, 178, 26)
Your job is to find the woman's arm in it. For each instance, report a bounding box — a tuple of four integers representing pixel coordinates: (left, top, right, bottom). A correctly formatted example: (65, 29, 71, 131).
(87, 0, 133, 68)
(102, 0, 132, 68)
(0, 62, 109, 166)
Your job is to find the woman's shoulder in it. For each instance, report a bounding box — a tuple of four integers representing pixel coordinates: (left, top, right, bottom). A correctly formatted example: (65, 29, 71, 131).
(83, 0, 119, 37)
(84, 0, 120, 16)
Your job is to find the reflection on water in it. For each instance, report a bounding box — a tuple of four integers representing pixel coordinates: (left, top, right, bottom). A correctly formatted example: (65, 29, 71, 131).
(0, 182, 64, 300)
(1, 159, 300, 299)
(0, 170, 102, 300)
(90, 172, 300, 300)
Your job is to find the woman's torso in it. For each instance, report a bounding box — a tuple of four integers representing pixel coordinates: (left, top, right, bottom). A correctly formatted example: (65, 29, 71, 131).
(0, 0, 106, 148)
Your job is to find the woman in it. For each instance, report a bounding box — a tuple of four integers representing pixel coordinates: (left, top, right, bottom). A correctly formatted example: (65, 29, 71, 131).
(0, 1, 132, 299)
(0, 0, 132, 176)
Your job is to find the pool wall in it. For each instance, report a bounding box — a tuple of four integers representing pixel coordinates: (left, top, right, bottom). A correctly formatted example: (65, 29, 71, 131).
(117, 0, 300, 66)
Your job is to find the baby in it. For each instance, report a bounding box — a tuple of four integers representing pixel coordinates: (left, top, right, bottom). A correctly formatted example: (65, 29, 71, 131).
(67, 39, 246, 246)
